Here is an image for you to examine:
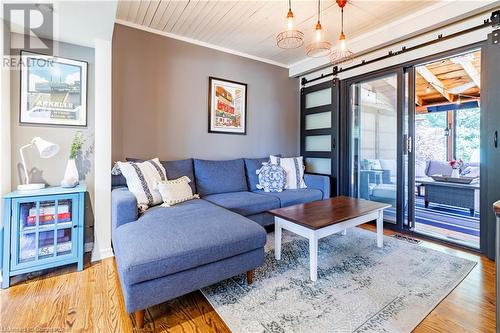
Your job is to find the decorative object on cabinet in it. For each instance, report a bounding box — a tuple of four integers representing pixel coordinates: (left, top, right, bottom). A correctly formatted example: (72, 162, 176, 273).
(2, 184, 86, 288)
(61, 132, 85, 188)
(18, 137, 60, 191)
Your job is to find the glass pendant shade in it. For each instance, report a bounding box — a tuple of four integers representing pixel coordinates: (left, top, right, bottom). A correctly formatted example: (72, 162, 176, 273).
(306, 0, 331, 58)
(306, 22, 331, 58)
(330, 7, 354, 65)
(276, 2, 304, 49)
(330, 32, 354, 65)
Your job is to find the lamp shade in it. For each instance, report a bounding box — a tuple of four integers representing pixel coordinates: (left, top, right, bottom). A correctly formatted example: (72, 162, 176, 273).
(32, 137, 59, 158)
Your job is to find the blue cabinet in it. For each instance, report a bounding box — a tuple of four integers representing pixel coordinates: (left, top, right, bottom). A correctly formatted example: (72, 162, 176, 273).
(1, 185, 86, 288)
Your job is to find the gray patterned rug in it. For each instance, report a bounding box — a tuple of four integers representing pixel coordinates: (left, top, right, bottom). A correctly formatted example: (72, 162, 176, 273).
(201, 228, 476, 333)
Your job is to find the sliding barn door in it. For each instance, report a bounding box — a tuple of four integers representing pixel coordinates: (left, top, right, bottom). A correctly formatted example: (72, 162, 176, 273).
(481, 29, 500, 259)
(300, 79, 340, 196)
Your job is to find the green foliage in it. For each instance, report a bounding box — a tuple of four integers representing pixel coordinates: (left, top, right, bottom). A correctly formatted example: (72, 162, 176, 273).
(69, 132, 85, 159)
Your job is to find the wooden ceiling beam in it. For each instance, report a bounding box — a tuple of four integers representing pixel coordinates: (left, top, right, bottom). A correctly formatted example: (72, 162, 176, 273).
(416, 98, 480, 113)
(416, 66, 454, 103)
(451, 56, 481, 89)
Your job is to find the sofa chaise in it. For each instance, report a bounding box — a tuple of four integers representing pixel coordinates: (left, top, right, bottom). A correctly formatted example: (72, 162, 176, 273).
(111, 157, 330, 327)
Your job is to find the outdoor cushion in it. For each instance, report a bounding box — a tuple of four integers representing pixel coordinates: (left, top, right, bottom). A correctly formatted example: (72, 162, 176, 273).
(371, 184, 397, 199)
(254, 189, 323, 207)
(203, 191, 280, 216)
(112, 199, 266, 285)
(427, 160, 452, 176)
(194, 159, 248, 196)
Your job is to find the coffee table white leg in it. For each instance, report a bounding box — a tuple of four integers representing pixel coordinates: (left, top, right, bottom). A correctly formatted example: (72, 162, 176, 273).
(376, 209, 384, 248)
(341, 229, 347, 236)
(309, 232, 318, 281)
(275, 218, 282, 260)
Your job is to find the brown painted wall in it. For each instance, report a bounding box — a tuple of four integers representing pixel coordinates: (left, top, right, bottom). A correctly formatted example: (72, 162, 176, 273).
(112, 24, 299, 162)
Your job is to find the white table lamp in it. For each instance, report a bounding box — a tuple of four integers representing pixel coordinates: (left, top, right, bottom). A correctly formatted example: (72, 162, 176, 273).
(18, 137, 60, 191)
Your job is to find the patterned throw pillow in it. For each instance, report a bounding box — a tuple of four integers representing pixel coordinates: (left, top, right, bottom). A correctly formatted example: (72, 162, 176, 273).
(256, 163, 287, 192)
(115, 158, 167, 212)
(157, 176, 199, 207)
(270, 155, 307, 189)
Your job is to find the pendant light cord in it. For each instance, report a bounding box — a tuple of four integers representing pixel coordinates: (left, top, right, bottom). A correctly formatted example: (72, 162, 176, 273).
(317, 0, 321, 24)
(288, 0, 292, 11)
(341, 7, 344, 34)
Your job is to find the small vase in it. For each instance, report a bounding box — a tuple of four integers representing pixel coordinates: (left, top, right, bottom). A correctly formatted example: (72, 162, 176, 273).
(63, 159, 79, 185)
(451, 169, 460, 178)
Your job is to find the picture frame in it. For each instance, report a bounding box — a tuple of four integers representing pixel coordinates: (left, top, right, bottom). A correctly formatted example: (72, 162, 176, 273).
(20, 51, 88, 127)
(208, 76, 247, 135)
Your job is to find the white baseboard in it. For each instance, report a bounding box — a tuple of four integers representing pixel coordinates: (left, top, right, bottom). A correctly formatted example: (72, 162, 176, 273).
(91, 247, 114, 262)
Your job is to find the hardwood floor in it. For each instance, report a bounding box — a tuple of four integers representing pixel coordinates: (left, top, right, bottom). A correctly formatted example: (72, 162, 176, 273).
(0, 225, 495, 333)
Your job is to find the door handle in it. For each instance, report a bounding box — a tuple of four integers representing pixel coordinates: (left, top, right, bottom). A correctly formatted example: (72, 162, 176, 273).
(495, 131, 498, 148)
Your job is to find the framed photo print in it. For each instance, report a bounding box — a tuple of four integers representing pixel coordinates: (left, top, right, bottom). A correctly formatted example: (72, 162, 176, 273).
(20, 51, 88, 127)
(208, 77, 247, 135)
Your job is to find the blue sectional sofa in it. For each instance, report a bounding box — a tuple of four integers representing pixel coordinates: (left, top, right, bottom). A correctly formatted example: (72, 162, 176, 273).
(111, 157, 330, 327)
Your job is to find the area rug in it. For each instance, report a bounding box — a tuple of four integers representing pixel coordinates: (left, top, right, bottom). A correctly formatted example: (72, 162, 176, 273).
(201, 228, 476, 333)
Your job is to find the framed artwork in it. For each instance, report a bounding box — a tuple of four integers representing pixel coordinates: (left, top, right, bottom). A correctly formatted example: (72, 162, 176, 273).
(208, 76, 247, 135)
(20, 51, 88, 127)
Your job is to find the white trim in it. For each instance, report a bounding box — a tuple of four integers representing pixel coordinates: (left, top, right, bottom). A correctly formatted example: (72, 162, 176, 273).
(91, 247, 114, 262)
(0, 6, 12, 285)
(92, 38, 113, 263)
(114, 20, 289, 69)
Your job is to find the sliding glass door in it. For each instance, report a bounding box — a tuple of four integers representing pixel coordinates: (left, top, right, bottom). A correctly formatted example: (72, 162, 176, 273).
(347, 70, 404, 224)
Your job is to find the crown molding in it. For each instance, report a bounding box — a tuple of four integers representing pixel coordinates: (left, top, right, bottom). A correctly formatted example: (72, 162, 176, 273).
(114, 19, 289, 69)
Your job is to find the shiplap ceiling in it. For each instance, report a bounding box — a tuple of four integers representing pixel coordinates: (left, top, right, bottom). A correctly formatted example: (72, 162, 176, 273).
(115, 0, 438, 67)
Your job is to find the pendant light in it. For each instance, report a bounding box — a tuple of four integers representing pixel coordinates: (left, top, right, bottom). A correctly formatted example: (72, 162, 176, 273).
(330, 0, 354, 65)
(276, 0, 304, 49)
(305, 0, 331, 58)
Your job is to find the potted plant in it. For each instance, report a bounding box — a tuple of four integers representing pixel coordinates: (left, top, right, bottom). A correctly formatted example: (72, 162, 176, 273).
(61, 132, 85, 188)
(449, 159, 464, 178)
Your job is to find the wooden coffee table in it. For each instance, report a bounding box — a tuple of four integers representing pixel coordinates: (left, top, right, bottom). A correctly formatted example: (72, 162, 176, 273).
(269, 196, 390, 281)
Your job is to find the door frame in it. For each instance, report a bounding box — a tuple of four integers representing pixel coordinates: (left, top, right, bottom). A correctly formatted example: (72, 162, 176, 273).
(338, 42, 485, 244)
(343, 67, 405, 226)
(300, 79, 340, 195)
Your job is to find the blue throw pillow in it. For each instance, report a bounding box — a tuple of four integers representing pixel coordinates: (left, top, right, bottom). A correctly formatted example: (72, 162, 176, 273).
(244, 155, 281, 191)
(257, 163, 287, 192)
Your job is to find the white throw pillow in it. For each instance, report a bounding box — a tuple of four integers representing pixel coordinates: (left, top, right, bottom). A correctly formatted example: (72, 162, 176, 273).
(157, 176, 199, 207)
(270, 155, 307, 189)
(115, 158, 167, 212)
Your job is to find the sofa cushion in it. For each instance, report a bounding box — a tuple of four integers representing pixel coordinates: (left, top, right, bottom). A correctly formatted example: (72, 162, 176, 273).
(427, 160, 452, 176)
(162, 159, 196, 193)
(194, 159, 248, 196)
(112, 199, 266, 285)
(244, 157, 270, 191)
(253, 189, 323, 207)
(203, 191, 280, 216)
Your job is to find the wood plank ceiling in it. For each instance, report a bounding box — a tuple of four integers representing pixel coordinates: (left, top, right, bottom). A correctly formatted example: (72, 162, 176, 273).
(115, 0, 437, 66)
(416, 50, 481, 112)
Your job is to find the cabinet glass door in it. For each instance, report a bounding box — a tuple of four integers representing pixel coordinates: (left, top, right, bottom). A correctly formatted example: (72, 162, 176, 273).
(12, 194, 78, 270)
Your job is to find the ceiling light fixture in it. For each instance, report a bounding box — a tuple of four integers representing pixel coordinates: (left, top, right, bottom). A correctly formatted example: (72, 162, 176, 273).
(306, 0, 331, 58)
(276, 0, 304, 49)
(330, 0, 354, 65)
